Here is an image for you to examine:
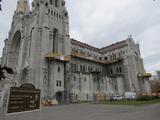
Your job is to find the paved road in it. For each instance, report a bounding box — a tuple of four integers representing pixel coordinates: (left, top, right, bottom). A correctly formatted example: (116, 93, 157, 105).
(0, 103, 160, 120)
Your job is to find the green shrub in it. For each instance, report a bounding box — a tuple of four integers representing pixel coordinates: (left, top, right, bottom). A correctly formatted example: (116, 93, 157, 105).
(137, 95, 153, 101)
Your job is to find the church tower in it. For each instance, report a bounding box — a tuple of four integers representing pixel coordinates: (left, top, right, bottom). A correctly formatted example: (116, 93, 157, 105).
(27, 0, 71, 100)
(16, 0, 30, 14)
(2, 0, 70, 101)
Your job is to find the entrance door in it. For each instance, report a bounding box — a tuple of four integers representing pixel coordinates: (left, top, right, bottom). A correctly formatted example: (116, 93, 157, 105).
(56, 91, 63, 103)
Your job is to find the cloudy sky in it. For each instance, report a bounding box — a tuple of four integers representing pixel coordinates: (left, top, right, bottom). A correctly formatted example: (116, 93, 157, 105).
(0, 0, 160, 74)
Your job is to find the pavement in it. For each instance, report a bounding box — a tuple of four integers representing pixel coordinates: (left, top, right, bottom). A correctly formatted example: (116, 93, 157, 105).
(0, 103, 160, 120)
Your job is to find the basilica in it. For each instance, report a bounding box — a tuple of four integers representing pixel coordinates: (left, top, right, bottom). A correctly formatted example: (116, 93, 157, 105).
(0, 0, 151, 104)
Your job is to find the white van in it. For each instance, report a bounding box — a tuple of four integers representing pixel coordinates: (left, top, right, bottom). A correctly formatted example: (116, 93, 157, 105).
(125, 92, 137, 100)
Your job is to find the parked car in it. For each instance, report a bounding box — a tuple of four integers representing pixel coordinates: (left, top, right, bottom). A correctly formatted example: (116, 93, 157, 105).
(111, 95, 125, 101)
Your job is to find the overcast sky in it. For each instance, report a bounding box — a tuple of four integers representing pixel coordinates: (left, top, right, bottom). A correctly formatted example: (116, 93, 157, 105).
(0, 0, 160, 74)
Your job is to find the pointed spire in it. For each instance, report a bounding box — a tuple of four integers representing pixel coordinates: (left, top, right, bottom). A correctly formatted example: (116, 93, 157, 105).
(16, 0, 30, 14)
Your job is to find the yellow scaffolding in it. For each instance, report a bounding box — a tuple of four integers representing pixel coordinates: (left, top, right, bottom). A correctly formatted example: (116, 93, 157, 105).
(45, 52, 71, 62)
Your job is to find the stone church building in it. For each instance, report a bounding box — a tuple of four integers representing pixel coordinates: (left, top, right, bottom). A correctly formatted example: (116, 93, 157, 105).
(0, 0, 151, 103)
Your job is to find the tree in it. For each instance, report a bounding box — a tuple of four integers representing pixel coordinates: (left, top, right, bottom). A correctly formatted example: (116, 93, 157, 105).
(0, 0, 2, 11)
(0, 65, 13, 81)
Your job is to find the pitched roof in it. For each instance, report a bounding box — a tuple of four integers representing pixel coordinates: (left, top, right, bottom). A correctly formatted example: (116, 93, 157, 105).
(71, 39, 128, 53)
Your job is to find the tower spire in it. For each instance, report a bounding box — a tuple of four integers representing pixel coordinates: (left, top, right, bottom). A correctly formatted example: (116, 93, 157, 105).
(16, 0, 30, 14)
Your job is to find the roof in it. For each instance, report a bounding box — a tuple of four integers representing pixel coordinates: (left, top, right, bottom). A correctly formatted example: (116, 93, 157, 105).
(71, 39, 100, 53)
(71, 39, 128, 53)
(100, 40, 127, 53)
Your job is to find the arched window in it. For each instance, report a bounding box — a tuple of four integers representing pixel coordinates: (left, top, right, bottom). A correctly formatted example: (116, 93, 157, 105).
(74, 76, 76, 82)
(58, 66, 60, 72)
(37, 3, 39, 7)
(45, 2, 48, 7)
(9, 30, 21, 68)
(84, 76, 87, 82)
(119, 67, 122, 73)
(61, 0, 65, 6)
(50, 0, 53, 5)
(55, 0, 59, 7)
(104, 56, 108, 60)
(53, 29, 59, 52)
(116, 67, 119, 73)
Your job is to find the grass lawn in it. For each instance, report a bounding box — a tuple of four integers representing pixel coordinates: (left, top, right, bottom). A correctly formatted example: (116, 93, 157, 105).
(102, 99, 160, 106)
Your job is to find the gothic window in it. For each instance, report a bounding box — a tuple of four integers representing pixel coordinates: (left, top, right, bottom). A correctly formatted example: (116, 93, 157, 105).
(84, 76, 87, 82)
(116, 67, 119, 73)
(59, 81, 62, 87)
(110, 68, 113, 74)
(58, 66, 60, 72)
(91, 67, 93, 72)
(114, 54, 117, 59)
(9, 30, 21, 68)
(61, 0, 65, 6)
(119, 67, 122, 73)
(56, 80, 62, 87)
(73, 76, 76, 82)
(51, 10, 53, 15)
(104, 56, 108, 60)
(56, 80, 59, 86)
(53, 28, 59, 52)
(48, 9, 50, 13)
(37, 3, 39, 7)
(45, 2, 48, 7)
(50, 0, 53, 5)
(55, 0, 59, 7)
(71, 63, 73, 70)
(110, 55, 112, 60)
(64, 12, 68, 17)
(80, 65, 83, 72)
(74, 64, 76, 71)
(59, 14, 61, 19)
(83, 65, 85, 72)
(88, 66, 90, 72)
(56, 13, 58, 18)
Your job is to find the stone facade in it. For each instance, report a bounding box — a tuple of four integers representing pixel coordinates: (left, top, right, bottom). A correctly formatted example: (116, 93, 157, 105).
(0, 0, 151, 103)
